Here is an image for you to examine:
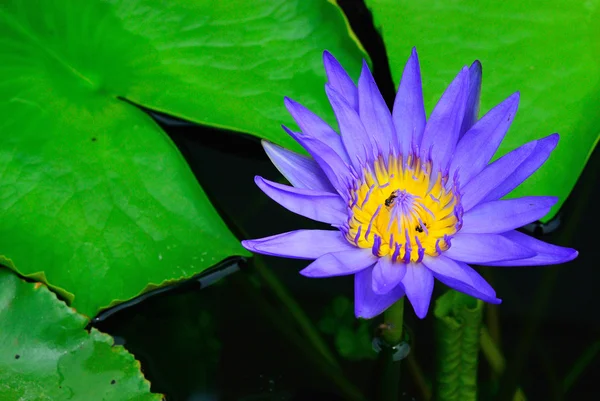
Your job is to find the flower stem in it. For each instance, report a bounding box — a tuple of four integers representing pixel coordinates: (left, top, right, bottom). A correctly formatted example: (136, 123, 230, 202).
(382, 297, 405, 346)
(373, 298, 405, 401)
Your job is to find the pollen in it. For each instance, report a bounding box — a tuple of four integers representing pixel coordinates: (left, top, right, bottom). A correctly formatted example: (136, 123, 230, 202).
(345, 153, 463, 263)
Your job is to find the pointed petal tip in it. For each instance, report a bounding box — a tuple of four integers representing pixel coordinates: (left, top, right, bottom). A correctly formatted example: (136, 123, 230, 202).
(564, 249, 579, 262)
(298, 266, 316, 277)
(571, 250, 579, 260)
(354, 309, 378, 319)
(253, 175, 265, 186)
(281, 124, 295, 136)
(548, 195, 560, 206)
(526, 246, 578, 266)
(240, 238, 271, 254)
(548, 132, 560, 145)
(322, 50, 338, 69)
(535, 133, 560, 150)
(262, 139, 292, 157)
(284, 97, 306, 114)
(241, 239, 255, 252)
(403, 265, 434, 319)
(470, 59, 482, 72)
(505, 92, 521, 115)
(261, 139, 274, 153)
(508, 91, 521, 103)
(407, 47, 420, 64)
(407, 47, 420, 65)
(354, 306, 370, 319)
(414, 305, 428, 319)
(359, 59, 374, 81)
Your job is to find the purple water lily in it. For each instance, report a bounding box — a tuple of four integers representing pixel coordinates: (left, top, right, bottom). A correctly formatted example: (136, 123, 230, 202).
(242, 48, 578, 319)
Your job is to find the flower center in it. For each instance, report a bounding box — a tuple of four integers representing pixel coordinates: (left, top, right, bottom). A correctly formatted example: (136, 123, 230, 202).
(345, 153, 463, 263)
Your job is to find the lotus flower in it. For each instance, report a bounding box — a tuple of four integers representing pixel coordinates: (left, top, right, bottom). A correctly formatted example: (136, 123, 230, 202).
(242, 48, 578, 319)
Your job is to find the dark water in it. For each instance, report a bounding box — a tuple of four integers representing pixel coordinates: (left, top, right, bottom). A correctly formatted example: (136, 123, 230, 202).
(92, 110, 599, 401)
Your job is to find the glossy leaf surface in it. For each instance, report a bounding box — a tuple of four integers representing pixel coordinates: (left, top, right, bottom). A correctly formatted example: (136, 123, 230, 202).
(0, 0, 365, 316)
(0, 267, 162, 401)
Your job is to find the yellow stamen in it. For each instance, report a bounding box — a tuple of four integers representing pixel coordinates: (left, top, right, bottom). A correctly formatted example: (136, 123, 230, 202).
(346, 154, 460, 263)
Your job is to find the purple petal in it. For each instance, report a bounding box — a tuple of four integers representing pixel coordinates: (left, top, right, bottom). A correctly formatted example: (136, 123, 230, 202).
(242, 229, 353, 259)
(461, 196, 558, 234)
(262, 141, 336, 193)
(461, 139, 537, 211)
(300, 248, 375, 277)
(393, 47, 426, 157)
(451, 92, 520, 185)
(358, 60, 395, 159)
(444, 233, 536, 264)
(326, 84, 375, 169)
(401, 263, 434, 319)
(484, 230, 578, 266)
(255, 176, 347, 225)
(420, 67, 470, 171)
(323, 51, 358, 110)
(422, 255, 500, 304)
(459, 60, 483, 138)
(482, 134, 559, 203)
(284, 97, 350, 164)
(355, 266, 406, 319)
(372, 257, 407, 295)
(283, 126, 352, 198)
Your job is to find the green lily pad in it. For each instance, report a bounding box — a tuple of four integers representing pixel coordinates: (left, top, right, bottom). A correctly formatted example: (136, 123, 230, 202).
(0, 267, 162, 401)
(110, 0, 366, 150)
(365, 0, 600, 220)
(0, 0, 365, 317)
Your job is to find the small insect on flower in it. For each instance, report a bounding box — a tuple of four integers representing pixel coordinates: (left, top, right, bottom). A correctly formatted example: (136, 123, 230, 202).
(242, 48, 578, 319)
(384, 191, 398, 208)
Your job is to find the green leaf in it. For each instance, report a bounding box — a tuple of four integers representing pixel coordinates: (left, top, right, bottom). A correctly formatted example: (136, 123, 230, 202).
(0, 83, 244, 316)
(365, 0, 600, 220)
(433, 290, 483, 401)
(0, 267, 162, 401)
(0, 0, 366, 317)
(109, 0, 366, 151)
